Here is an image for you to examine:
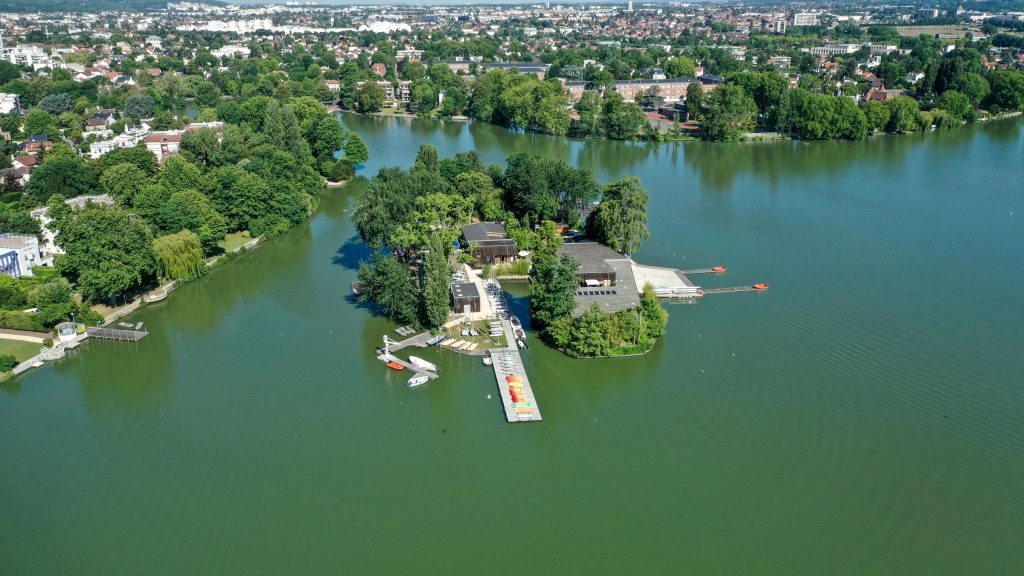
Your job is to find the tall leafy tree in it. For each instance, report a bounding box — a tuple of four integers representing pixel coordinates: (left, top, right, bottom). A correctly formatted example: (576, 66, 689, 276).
(26, 156, 96, 203)
(588, 177, 650, 256)
(529, 254, 580, 327)
(99, 162, 148, 205)
(159, 155, 203, 193)
(159, 189, 228, 254)
(344, 132, 369, 164)
(700, 83, 757, 142)
(420, 235, 452, 328)
(356, 255, 420, 326)
(153, 230, 205, 281)
(56, 205, 156, 302)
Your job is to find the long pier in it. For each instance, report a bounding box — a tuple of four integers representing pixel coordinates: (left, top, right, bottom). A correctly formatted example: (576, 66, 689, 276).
(86, 327, 148, 341)
(377, 353, 439, 380)
(490, 320, 541, 422)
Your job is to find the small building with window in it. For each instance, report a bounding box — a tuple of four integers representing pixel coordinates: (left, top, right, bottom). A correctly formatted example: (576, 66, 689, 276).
(461, 222, 518, 265)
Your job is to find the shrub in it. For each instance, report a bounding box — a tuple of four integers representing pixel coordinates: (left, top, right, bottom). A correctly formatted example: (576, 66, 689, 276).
(0, 354, 17, 372)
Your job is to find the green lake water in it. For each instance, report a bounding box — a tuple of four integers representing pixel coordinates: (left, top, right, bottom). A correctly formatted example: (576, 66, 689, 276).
(1, 116, 1022, 575)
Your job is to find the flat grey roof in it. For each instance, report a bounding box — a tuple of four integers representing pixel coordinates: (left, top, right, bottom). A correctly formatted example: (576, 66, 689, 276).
(558, 241, 627, 275)
(571, 259, 640, 316)
(451, 282, 480, 299)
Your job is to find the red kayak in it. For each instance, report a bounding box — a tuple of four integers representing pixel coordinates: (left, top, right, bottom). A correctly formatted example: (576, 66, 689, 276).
(386, 361, 405, 370)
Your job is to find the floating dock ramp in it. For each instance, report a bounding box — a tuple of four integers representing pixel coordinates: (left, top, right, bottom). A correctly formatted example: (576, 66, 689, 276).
(490, 320, 541, 423)
(377, 353, 439, 380)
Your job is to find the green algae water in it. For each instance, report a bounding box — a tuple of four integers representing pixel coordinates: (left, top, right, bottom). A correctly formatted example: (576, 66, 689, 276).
(1, 117, 1022, 575)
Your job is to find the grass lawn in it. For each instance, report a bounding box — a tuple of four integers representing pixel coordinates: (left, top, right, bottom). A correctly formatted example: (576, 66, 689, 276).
(0, 339, 44, 362)
(218, 232, 252, 253)
(440, 320, 508, 350)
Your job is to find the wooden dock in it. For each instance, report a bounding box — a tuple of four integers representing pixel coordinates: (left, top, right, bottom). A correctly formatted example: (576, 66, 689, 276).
(680, 267, 725, 275)
(377, 353, 439, 380)
(490, 320, 541, 423)
(702, 286, 768, 295)
(86, 327, 148, 341)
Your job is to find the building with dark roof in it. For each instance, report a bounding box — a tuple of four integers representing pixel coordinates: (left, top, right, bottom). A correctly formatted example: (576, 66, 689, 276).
(558, 242, 640, 315)
(450, 282, 481, 314)
(462, 222, 518, 265)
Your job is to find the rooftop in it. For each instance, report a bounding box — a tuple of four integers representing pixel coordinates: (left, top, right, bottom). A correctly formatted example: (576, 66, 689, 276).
(559, 241, 627, 274)
(462, 222, 510, 244)
(450, 281, 480, 299)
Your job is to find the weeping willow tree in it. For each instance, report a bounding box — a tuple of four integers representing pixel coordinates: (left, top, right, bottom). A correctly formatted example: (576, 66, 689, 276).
(153, 230, 206, 281)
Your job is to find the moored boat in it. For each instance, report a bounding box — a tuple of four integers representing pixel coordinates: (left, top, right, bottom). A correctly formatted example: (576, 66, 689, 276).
(408, 356, 438, 372)
(426, 334, 446, 346)
(407, 374, 428, 388)
(386, 361, 405, 370)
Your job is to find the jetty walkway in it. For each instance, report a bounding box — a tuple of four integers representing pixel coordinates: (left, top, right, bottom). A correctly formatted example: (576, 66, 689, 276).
(490, 320, 541, 423)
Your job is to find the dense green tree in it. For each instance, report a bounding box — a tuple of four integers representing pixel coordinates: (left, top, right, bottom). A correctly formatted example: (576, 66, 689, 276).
(39, 93, 72, 115)
(420, 235, 452, 328)
(950, 73, 990, 107)
(195, 81, 221, 107)
(700, 83, 757, 142)
(158, 155, 203, 193)
(601, 92, 646, 139)
(664, 56, 696, 79)
(0, 275, 28, 310)
(93, 144, 158, 177)
(0, 61, 20, 85)
(124, 95, 155, 119)
(99, 162, 148, 205)
(179, 128, 221, 169)
(885, 96, 926, 133)
(159, 189, 228, 254)
(685, 82, 704, 121)
(355, 81, 386, 113)
(529, 254, 579, 328)
(936, 90, 975, 123)
(313, 115, 346, 159)
(356, 255, 420, 326)
(862, 100, 891, 133)
(153, 230, 206, 281)
(574, 90, 603, 136)
(343, 131, 369, 164)
(23, 108, 55, 136)
(26, 156, 96, 203)
(588, 177, 650, 255)
(985, 70, 1024, 111)
(215, 172, 273, 232)
(56, 205, 156, 301)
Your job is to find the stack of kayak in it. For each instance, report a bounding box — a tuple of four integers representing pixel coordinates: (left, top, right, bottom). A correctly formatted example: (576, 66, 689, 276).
(506, 375, 532, 415)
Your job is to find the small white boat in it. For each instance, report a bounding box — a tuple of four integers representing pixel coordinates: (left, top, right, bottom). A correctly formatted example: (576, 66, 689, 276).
(482, 356, 493, 366)
(408, 356, 438, 372)
(407, 375, 428, 388)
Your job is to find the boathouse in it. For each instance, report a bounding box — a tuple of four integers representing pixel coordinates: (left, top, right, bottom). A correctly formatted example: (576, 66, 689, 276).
(557, 242, 640, 315)
(461, 222, 518, 265)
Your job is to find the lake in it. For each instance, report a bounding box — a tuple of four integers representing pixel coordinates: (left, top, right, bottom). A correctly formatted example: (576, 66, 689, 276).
(1, 116, 1021, 575)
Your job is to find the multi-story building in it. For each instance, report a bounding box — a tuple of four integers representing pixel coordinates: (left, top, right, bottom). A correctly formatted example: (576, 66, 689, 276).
(793, 12, 820, 26)
(0, 234, 45, 277)
(0, 93, 20, 115)
(613, 77, 695, 103)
